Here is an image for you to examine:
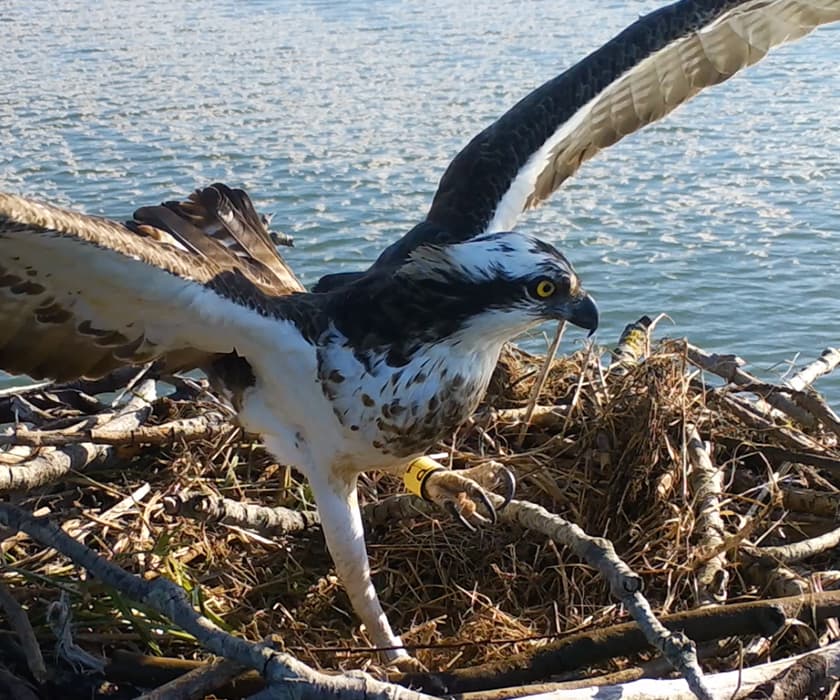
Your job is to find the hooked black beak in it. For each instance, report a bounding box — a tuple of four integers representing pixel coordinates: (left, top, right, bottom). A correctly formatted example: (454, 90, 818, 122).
(564, 292, 599, 336)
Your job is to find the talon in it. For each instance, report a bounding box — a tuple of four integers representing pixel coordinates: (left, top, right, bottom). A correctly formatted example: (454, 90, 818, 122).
(473, 488, 497, 524)
(446, 501, 476, 532)
(496, 466, 516, 510)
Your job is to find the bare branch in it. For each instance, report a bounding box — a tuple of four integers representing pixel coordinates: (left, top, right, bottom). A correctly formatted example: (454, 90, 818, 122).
(750, 523, 840, 564)
(787, 348, 840, 391)
(137, 654, 249, 700)
(0, 503, 436, 700)
(162, 492, 320, 537)
(0, 380, 157, 492)
(686, 426, 728, 604)
(0, 581, 47, 683)
(0, 412, 231, 448)
(687, 344, 816, 428)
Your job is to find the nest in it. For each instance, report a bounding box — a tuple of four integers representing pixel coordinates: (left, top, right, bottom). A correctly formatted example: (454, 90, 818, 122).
(1, 329, 839, 698)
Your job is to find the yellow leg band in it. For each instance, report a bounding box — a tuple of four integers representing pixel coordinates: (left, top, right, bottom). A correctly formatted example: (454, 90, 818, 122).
(404, 456, 445, 500)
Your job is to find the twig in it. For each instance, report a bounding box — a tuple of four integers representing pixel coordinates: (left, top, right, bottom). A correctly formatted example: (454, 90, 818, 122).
(162, 491, 321, 536)
(137, 654, 250, 700)
(686, 426, 728, 605)
(0, 379, 157, 492)
(516, 321, 566, 447)
(0, 413, 231, 448)
(0, 581, 47, 683)
(0, 503, 436, 700)
(687, 344, 816, 428)
(787, 348, 840, 391)
(750, 523, 840, 564)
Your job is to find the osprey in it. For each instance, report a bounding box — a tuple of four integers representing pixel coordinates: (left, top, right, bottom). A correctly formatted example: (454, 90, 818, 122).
(0, 0, 837, 667)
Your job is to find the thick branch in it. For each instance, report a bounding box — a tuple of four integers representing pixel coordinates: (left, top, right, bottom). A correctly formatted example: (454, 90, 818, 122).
(0, 503, 435, 700)
(472, 642, 840, 700)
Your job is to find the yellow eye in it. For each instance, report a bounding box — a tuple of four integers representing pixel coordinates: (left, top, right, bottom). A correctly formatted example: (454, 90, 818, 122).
(535, 279, 556, 298)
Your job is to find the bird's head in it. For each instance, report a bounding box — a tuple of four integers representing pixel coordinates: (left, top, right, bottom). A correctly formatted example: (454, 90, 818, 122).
(396, 231, 598, 345)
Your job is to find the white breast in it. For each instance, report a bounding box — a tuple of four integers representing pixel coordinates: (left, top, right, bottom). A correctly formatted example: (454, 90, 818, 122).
(317, 325, 505, 466)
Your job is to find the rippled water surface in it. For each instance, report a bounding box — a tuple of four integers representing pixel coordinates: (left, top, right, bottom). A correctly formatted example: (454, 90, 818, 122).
(1, 1, 838, 401)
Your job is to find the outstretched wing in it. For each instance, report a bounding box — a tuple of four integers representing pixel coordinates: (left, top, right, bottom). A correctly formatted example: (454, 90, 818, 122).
(0, 185, 305, 381)
(366, 0, 840, 271)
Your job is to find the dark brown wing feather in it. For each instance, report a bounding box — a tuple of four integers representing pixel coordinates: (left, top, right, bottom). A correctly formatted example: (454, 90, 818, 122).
(0, 185, 303, 381)
(129, 183, 303, 296)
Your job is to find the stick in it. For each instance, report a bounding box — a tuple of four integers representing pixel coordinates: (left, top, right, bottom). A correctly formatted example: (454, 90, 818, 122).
(0, 380, 157, 492)
(106, 652, 265, 699)
(516, 321, 566, 447)
(787, 348, 840, 391)
(137, 655, 250, 700)
(162, 492, 321, 537)
(687, 344, 816, 428)
(686, 426, 728, 605)
(0, 582, 47, 683)
(0, 413, 231, 448)
(0, 503, 436, 700)
(750, 523, 840, 564)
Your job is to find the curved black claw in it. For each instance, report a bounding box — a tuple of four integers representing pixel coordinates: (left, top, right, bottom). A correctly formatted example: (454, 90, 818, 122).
(495, 466, 516, 511)
(473, 488, 498, 525)
(446, 501, 477, 532)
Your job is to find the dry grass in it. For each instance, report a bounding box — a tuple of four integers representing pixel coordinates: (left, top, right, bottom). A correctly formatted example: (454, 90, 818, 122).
(1, 337, 839, 697)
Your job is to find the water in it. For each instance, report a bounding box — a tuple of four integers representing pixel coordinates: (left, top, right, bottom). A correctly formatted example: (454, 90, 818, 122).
(1, 1, 838, 402)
